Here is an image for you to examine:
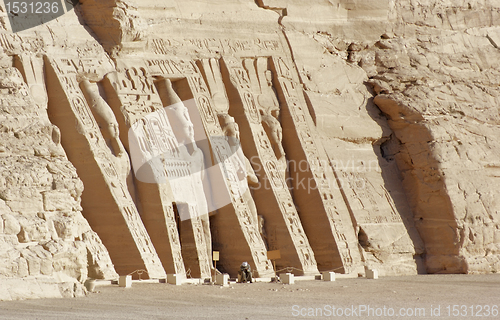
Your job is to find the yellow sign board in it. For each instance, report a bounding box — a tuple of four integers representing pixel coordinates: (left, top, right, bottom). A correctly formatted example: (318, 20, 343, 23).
(213, 251, 220, 261)
(267, 250, 281, 260)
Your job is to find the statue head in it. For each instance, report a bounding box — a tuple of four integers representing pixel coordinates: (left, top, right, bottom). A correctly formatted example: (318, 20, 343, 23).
(219, 114, 240, 142)
(271, 109, 280, 119)
(108, 122, 120, 139)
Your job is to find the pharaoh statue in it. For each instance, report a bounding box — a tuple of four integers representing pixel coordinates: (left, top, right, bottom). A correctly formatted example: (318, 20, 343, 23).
(160, 78, 212, 263)
(259, 70, 288, 184)
(261, 110, 285, 160)
(219, 114, 260, 226)
(256, 69, 286, 171)
(80, 78, 137, 202)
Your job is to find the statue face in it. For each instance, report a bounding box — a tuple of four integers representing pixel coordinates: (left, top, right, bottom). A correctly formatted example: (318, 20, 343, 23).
(225, 122, 240, 142)
(271, 109, 280, 119)
(108, 122, 119, 139)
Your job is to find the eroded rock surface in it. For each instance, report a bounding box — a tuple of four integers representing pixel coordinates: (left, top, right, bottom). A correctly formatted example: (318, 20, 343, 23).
(365, 0, 500, 274)
(0, 60, 116, 301)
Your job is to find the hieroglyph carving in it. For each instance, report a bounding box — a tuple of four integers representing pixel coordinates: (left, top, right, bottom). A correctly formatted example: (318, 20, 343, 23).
(150, 37, 282, 57)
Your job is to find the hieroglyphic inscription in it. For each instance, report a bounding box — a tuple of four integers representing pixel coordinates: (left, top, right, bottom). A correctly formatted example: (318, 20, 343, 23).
(150, 37, 282, 57)
(147, 58, 197, 77)
(53, 57, 106, 77)
(344, 172, 403, 225)
(223, 56, 318, 274)
(107, 64, 163, 126)
(271, 57, 362, 272)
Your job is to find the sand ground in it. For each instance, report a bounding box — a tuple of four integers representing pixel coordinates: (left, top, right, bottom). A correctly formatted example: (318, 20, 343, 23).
(0, 274, 499, 319)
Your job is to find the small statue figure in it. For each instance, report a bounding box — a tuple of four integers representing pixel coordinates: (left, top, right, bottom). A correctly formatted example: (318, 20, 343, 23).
(261, 109, 289, 184)
(256, 67, 288, 183)
(261, 111, 285, 161)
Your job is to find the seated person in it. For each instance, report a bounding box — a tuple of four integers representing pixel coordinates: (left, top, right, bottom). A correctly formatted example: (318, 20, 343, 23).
(239, 262, 252, 283)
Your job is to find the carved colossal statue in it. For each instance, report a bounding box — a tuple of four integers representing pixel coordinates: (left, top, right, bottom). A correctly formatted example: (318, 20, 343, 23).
(258, 68, 288, 182)
(80, 79, 137, 201)
(162, 79, 212, 263)
(219, 114, 260, 226)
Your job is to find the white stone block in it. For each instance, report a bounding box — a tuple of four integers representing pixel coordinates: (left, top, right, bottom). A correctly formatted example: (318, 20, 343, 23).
(84, 279, 96, 292)
(322, 272, 336, 281)
(215, 273, 229, 286)
(280, 273, 294, 284)
(119, 275, 132, 288)
(366, 269, 378, 279)
(167, 274, 183, 285)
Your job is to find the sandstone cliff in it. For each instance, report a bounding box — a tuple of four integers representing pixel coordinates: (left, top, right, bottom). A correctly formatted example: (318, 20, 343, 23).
(0, 0, 499, 300)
